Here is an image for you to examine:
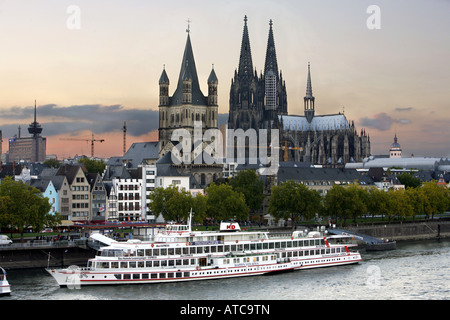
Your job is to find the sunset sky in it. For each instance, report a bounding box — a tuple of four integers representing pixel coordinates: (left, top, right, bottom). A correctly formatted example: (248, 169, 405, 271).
(0, 0, 449, 159)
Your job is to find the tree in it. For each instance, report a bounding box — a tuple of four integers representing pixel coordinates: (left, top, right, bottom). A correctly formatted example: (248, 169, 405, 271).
(148, 186, 192, 222)
(78, 158, 106, 174)
(230, 169, 265, 214)
(387, 189, 413, 221)
(206, 183, 249, 221)
(43, 158, 61, 168)
(397, 173, 422, 189)
(191, 193, 208, 223)
(367, 187, 390, 222)
(324, 184, 369, 226)
(269, 180, 322, 229)
(420, 181, 448, 219)
(0, 177, 60, 241)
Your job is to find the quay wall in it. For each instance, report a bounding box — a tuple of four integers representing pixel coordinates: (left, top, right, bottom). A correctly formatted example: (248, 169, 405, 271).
(0, 246, 95, 270)
(337, 220, 450, 241)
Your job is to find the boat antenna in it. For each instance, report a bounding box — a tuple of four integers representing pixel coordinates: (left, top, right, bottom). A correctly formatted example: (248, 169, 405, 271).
(188, 208, 193, 232)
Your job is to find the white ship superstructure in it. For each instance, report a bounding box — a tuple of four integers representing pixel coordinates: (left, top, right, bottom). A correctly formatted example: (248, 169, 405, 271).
(47, 217, 361, 287)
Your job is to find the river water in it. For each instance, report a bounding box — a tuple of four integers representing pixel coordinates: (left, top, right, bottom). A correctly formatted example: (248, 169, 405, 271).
(3, 239, 449, 301)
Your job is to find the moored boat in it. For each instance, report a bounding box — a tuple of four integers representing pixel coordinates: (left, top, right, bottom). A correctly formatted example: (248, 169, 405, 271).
(0, 267, 11, 296)
(47, 216, 362, 287)
(365, 240, 396, 251)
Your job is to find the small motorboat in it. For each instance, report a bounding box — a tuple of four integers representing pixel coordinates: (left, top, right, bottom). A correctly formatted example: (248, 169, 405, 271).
(0, 267, 11, 296)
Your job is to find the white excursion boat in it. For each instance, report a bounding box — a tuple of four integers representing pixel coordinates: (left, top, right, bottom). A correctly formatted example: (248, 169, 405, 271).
(47, 216, 361, 287)
(0, 267, 11, 296)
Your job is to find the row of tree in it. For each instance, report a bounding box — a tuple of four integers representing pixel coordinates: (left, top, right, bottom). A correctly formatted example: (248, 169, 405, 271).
(149, 170, 450, 228)
(0, 177, 61, 241)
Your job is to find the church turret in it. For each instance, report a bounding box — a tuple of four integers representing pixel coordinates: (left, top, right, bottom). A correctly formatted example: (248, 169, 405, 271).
(159, 66, 169, 106)
(304, 62, 315, 123)
(207, 65, 218, 106)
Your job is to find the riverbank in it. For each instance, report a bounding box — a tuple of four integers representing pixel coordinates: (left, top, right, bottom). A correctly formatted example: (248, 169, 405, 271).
(332, 220, 450, 242)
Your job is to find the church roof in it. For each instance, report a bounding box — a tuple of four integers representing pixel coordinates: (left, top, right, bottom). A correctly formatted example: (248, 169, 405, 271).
(169, 33, 207, 106)
(279, 114, 350, 131)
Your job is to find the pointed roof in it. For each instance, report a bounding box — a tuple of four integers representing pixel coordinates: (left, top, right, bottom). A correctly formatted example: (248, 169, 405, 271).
(159, 66, 169, 84)
(305, 62, 314, 98)
(169, 33, 207, 106)
(208, 65, 218, 84)
(264, 19, 278, 77)
(238, 15, 254, 82)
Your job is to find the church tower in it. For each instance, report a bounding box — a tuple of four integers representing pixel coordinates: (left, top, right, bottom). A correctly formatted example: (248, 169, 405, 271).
(228, 16, 262, 131)
(158, 29, 218, 157)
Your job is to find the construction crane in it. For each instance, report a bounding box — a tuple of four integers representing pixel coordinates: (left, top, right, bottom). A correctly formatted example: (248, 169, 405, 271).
(123, 121, 127, 155)
(281, 140, 303, 162)
(60, 133, 105, 158)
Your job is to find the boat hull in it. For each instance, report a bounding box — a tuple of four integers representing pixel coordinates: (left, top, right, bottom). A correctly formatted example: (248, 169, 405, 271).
(365, 241, 396, 251)
(47, 252, 362, 287)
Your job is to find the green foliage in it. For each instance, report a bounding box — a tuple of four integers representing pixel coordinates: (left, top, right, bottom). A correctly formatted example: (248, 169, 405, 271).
(0, 177, 60, 240)
(324, 184, 368, 225)
(78, 158, 106, 174)
(148, 185, 192, 222)
(269, 180, 322, 229)
(229, 169, 265, 213)
(397, 173, 422, 189)
(43, 158, 61, 168)
(206, 183, 249, 221)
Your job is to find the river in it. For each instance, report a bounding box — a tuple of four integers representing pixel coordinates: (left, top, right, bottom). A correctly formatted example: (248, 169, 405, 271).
(3, 239, 449, 301)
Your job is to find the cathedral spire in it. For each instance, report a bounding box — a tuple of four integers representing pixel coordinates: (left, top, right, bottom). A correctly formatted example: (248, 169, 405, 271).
(305, 62, 313, 98)
(238, 15, 253, 82)
(264, 19, 278, 77)
(304, 62, 315, 123)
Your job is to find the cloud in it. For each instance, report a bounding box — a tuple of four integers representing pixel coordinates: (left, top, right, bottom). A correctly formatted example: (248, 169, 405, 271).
(395, 107, 414, 112)
(359, 112, 411, 131)
(0, 104, 159, 138)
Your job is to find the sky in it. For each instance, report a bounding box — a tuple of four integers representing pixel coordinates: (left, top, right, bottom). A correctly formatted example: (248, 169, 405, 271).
(0, 0, 449, 159)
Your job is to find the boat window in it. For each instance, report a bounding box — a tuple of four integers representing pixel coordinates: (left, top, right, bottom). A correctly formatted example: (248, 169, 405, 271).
(315, 239, 320, 246)
(142, 274, 149, 279)
(211, 246, 216, 253)
(269, 242, 274, 249)
(175, 248, 181, 255)
(275, 242, 280, 249)
(257, 243, 262, 250)
(154, 261, 160, 267)
(168, 273, 174, 278)
(151, 273, 157, 279)
(133, 274, 140, 279)
(204, 246, 210, 253)
(129, 261, 136, 268)
(224, 245, 230, 252)
(183, 247, 188, 255)
(281, 242, 286, 248)
(138, 261, 144, 268)
(183, 259, 189, 265)
(189, 247, 196, 254)
(217, 245, 223, 253)
(168, 248, 174, 255)
(145, 261, 152, 268)
(120, 261, 128, 268)
(287, 241, 292, 248)
(145, 249, 152, 256)
(237, 244, 243, 251)
(160, 273, 166, 279)
(263, 243, 268, 249)
(114, 274, 121, 280)
(111, 262, 119, 268)
(160, 249, 167, 255)
(161, 261, 167, 267)
(250, 243, 256, 250)
(244, 244, 250, 251)
(231, 245, 236, 251)
(137, 249, 144, 256)
(190, 259, 195, 265)
(169, 260, 174, 266)
(176, 259, 182, 266)
(176, 272, 182, 278)
(124, 274, 131, 280)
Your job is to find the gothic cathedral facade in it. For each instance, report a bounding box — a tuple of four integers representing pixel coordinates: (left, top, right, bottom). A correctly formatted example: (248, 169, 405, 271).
(228, 16, 371, 167)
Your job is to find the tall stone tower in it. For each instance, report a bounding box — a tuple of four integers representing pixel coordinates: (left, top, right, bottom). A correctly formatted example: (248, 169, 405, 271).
(158, 30, 218, 158)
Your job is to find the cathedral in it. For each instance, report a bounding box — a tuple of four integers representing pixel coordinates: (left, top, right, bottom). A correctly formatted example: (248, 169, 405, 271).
(228, 16, 371, 167)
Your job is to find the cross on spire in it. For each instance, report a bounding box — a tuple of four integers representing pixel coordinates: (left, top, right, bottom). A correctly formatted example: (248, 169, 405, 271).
(186, 18, 191, 33)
